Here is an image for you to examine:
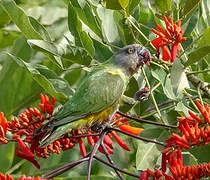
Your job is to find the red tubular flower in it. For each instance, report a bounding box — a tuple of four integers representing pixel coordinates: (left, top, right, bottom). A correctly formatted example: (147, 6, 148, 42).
(139, 171, 148, 180)
(111, 131, 130, 151)
(14, 136, 40, 169)
(166, 100, 210, 150)
(0, 112, 8, 144)
(152, 16, 187, 63)
(0, 173, 48, 180)
(78, 138, 87, 157)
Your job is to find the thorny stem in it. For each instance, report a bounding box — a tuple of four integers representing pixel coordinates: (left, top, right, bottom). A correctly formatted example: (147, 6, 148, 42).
(108, 127, 167, 147)
(141, 67, 165, 123)
(94, 155, 139, 178)
(101, 143, 124, 180)
(117, 111, 177, 129)
(41, 157, 89, 179)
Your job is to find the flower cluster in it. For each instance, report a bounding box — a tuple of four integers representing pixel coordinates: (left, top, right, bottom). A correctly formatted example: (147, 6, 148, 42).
(152, 16, 187, 63)
(0, 173, 47, 180)
(65, 113, 144, 157)
(0, 94, 144, 169)
(166, 100, 210, 149)
(139, 100, 210, 179)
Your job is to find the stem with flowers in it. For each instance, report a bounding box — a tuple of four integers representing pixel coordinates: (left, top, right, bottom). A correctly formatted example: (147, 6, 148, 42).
(0, 1, 210, 179)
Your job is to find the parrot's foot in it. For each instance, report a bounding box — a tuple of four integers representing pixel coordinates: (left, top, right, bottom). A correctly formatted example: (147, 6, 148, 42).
(134, 87, 151, 101)
(91, 122, 112, 133)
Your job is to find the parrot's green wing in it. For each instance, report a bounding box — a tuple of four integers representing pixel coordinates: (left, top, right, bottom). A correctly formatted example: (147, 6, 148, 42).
(52, 66, 128, 127)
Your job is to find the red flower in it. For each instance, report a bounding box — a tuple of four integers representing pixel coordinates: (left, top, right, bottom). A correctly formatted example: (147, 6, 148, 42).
(166, 100, 210, 149)
(0, 173, 48, 180)
(14, 136, 40, 169)
(152, 16, 187, 62)
(0, 112, 8, 144)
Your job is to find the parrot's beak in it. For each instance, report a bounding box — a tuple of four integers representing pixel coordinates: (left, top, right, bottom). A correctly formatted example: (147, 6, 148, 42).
(137, 47, 151, 66)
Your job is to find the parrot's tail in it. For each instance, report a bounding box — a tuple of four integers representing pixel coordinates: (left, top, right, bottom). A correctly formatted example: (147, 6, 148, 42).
(33, 118, 57, 147)
(33, 118, 73, 148)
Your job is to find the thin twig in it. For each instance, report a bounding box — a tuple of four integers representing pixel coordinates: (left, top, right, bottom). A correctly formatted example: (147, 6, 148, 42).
(6, 160, 26, 174)
(145, 99, 174, 112)
(94, 155, 139, 178)
(87, 131, 106, 180)
(108, 127, 166, 147)
(41, 157, 89, 179)
(141, 67, 165, 123)
(72, 133, 100, 138)
(101, 143, 124, 180)
(87, 105, 119, 180)
(117, 111, 177, 129)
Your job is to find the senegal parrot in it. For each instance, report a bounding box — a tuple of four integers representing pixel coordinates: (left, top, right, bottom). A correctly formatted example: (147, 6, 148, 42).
(35, 44, 151, 147)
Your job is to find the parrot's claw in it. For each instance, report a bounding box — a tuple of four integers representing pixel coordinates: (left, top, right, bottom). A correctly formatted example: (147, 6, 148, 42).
(134, 87, 151, 102)
(91, 122, 112, 133)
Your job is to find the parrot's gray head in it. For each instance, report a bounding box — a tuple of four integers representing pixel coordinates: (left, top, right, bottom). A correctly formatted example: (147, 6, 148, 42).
(113, 44, 151, 76)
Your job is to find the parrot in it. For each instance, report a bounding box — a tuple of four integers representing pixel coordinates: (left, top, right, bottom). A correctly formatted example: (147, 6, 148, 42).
(34, 44, 151, 147)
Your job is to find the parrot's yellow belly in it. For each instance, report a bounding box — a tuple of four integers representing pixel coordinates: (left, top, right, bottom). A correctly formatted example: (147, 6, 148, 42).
(73, 103, 118, 130)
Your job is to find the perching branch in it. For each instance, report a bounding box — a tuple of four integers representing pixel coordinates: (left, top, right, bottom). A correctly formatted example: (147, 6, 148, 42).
(101, 143, 124, 180)
(117, 111, 177, 129)
(94, 155, 139, 178)
(108, 127, 166, 147)
(41, 157, 89, 179)
(187, 74, 210, 99)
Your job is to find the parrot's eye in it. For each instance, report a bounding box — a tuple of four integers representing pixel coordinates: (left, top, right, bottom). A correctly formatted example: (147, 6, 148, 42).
(127, 48, 134, 54)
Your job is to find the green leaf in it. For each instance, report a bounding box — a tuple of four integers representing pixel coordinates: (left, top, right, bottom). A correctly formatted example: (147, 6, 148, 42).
(184, 46, 210, 67)
(175, 102, 190, 115)
(7, 53, 69, 104)
(71, 0, 103, 38)
(171, 60, 189, 95)
(154, 0, 172, 12)
(0, 143, 15, 173)
(0, 29, 20, 48)
(0, 5, 10, 27)
(0, 37, 41, 116)
(182, 152, 198, 166)
(184, 27, 210, 67)
(28, 16, 51, 42)
(113, 11, 135, 45)
(163, 76, 176, 100)
(100, 0, 122, 10)
(136, 129, 168, 170)
(92, 38, 113, 62)
(97, 7, 121, 45)
(183, 10, 199, 36)
(118, 0, 129, 9)
(198, 27, 210, 48)
(136, 142, 161, 170)
(183, 0, 201, 16)
(189, 144, 210, 163)
(80, 31, 95, 57)
(28, 40, 92, 66)
(68, 2, 82, 46)
(126, 0, 140, 15)
(0, 0, 42, 39)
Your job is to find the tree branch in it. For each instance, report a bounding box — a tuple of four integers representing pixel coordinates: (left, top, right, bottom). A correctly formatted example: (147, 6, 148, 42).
(117, 111, 177, 129)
